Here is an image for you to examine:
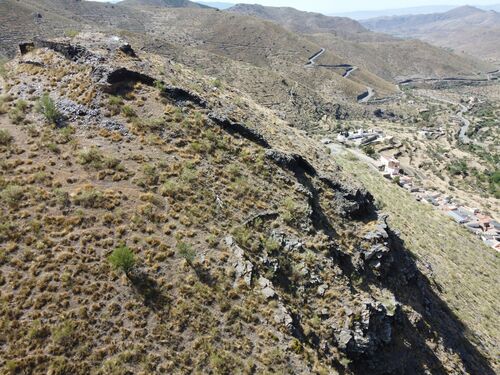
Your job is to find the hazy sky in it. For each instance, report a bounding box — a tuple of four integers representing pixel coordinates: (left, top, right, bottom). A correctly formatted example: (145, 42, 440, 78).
(96, 0, 500, 13)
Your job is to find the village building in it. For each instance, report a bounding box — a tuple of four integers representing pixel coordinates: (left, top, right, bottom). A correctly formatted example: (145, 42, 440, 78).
(379, 155, 400, 178)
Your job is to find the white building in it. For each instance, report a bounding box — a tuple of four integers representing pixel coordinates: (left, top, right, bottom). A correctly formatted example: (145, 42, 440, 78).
(380, 155, 400, 178)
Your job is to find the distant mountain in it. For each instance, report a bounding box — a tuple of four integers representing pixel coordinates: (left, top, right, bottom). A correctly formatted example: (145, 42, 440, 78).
(194, 1, 234, 9)
(227, 3, 368, 36)
(120, 0, 211, 8)
(226, 3, 493, 81)
(331, 4, 500, 20)
(362, 6, 500, 62)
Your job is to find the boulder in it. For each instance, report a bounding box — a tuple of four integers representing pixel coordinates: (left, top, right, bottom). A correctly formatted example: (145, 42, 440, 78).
(258, 276, 276, 299)
(224, 236, 253, 287)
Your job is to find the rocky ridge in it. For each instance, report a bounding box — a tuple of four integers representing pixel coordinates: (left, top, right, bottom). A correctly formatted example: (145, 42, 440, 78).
(0, 34, 496, 374)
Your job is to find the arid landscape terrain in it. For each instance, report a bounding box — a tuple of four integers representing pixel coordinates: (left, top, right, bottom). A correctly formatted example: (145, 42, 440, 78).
(0, 0, 498, 374)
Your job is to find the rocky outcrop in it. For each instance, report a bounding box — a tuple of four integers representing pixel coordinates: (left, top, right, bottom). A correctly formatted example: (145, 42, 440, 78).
(334, 300, 398, 358)
(209, 112, 270, 148)
(161, 85, 207, 108)
(119, 43, 138, 58)
(320, 174, 375, 218)
(225, 236, 253, 287)
(33, 39, 89, 61)
(265, 150, 316, 176)
(354, 216, 394, 277)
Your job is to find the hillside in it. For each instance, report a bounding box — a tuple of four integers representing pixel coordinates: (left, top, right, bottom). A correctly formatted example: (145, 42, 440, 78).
(120, 0, 211, 8)
(227, 3, 494, 81)
(0, 32, 498, 375)
(362, 6, 500, 63)
(227, 4, 368, 37)
(0, 0, 403, 130)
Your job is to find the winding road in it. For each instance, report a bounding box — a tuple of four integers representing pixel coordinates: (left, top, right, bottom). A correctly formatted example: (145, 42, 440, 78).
(305, 48, 326, 67)
(305, 48, 373, 104)
(357, 87, 374, 104)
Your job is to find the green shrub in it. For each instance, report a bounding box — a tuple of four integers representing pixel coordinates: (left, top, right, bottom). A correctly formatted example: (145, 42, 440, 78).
(0, 129, 13, 146)
(282, 197, 305, 225)
(108, 246, 136, 275)
(160, 178, 184, 198)
(177, 242, 196, 265)
(37, 94, 60, 124)
(0, 185, 24, 207)
(447, 159, 468, 177)
(73, 188, 104, 208)
(122, 105, 136, 118)
(154, 80, 166, 92)
(78, 147, 122, 171)
(52, 320, 77, 347)
(78, 147, 104, 167)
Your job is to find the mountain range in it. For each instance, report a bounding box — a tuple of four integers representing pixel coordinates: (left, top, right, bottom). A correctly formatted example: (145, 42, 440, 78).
(332, 3, 500, 19)
(362, 5, 500, 62)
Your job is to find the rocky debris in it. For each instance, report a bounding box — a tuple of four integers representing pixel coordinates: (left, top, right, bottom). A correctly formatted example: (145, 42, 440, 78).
(320, 174, 375, 218)
(258, 276, 277, 299)
(335, 300, 397, 358)
(224, 236, 253, 287)
(19, 42, 35, 55)
(270, 230, 304, 253)
(96, 67, 156, 93)
(56, 98, 100, 122)
(208, 112, 270, 148)
(101, 120, 129, 135)
(265, 150, 316, 177)
(317, 283, 328, 296)
(274, 303, 294, 330)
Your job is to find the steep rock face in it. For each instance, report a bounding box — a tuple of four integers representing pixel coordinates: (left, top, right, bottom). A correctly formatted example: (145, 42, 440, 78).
(334, 300, 397, 357)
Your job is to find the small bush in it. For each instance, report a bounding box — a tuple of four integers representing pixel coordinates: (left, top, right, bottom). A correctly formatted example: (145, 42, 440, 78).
(78, 147, 122, 171)
(8, 100, 27, 124)
(177, 242, 196, 266)
(0, 185, 24, 207)
(160, 178, 187, 199)
(78, 147, 104, 167)
(37, 94, 60, 124)
(52, 320, 77, 347)
(108, 246, 136, 275)
(282, 197, 305, 225)
(122, 105, 136, 118)
(0, 129, 13, 146)
(73, 188, 104, 208)
(8, 108, 24, 124)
